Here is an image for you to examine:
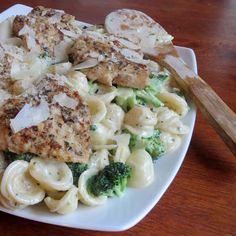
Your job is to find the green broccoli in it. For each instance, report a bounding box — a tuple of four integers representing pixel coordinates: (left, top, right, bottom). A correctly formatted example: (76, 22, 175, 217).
(67, 163, 88, 185)
(87, 162, 131, 197)
(134, 89, 163, 107)
(3, 151, 37, 163)
(115, 72, 168, 110)
(115, 88, 137, 112)
(133, 72, 169, 108)
(129, 130, 165, 160)
(88, 80, 99, 95)
(147, 72, 168, 94)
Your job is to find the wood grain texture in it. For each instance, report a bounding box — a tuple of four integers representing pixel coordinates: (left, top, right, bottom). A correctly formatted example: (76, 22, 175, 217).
(0, 1, 235, 235)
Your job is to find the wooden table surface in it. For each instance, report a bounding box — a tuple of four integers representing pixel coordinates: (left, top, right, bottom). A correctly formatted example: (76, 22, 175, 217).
(0, 1, 235, 235)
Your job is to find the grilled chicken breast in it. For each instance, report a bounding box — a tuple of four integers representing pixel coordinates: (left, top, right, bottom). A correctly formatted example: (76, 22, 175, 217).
(0, 74, 90, 163)
(70, 34, 149, 89)
(12, 6, 81, 57)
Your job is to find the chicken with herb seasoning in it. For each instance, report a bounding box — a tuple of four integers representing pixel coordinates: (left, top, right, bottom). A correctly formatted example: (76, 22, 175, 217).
(0, 74, 91, 163)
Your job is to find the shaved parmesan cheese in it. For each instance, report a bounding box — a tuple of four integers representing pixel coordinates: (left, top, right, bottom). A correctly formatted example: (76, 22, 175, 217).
(26, 36, 40, 53)
(49, 62, 72, 75)
(10, 57, 49, 81)
(120, 48, 148, 64)
(53, 93, 78, 110)
(59, 29, 79, 39)
(18, 25, 35, 38)
(89, 51, 100, 58)
(48, 13, 62, 24)
(73, 58, 98, 70)
(10, 100, 50, 133)
(54, 37, 74, 63)
(0, 89, 11, 107)
(18, 25, 40, 53)
(10, 61, 21, 78)
(89, 52, 105, 62)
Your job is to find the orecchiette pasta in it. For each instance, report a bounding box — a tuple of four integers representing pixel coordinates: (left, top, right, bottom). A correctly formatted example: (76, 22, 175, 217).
(157, 91, 189, 117)
(1, 160, 45, 205)
(66, 71, 89, 96)
(44, 185, 79, 215)
(87, 97, 107, 123)
(29, 158, 73, 191)
(116, 87, 134, 102)
(78, 169, 107, 206)
(124, 106, 157, 137)
(155, 107, 189, 135)
(159, 132, 181, 153)
(0, 192, 26, 210)
(126, 149, 154, 188)
(90, 123, 114, 147)
(102, 103, 125, 132)
(89, 149, 110, 170)
(0, 174, 27, 210)
(95, 85, 117, 104)
(112, 134, 131, 163)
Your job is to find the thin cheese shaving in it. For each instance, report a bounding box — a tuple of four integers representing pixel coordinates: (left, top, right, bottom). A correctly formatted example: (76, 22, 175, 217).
(120, 48, 148, 64)
(59, 29, 80, 39)
(73, 58, 98, 70)
(53, 92, 78, 109)
(10, 100, 50, 133)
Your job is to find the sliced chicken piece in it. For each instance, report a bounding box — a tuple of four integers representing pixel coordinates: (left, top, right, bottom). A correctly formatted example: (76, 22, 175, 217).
(70, 34, 149, 89)
(0, 74, 90, 163)
(12, 6, 82, 57)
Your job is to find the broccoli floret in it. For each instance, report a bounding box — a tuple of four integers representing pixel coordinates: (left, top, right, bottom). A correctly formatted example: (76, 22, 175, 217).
(67, 163, 88, 185)
(129, 130, 165, 160)
(87, 162, 131, 197)
(116, 95, 137, 112)
(115, 88, 137, 112)
(3, 151, 37, 163)
(133, 72, 169, 108)
(88, 80, 99, 95)
(147, 72, 169, 94)
(134, 89, 163, 107)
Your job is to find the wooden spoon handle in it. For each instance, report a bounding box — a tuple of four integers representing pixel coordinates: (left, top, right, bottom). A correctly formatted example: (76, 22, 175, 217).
(147, 49, 236, 155)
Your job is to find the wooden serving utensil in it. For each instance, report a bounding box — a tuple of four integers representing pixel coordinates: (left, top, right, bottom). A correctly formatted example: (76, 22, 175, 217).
(105, 9, 236, 155)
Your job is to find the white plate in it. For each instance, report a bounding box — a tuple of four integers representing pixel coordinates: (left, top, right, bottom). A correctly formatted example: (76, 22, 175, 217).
(0, 4, 197, 231)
